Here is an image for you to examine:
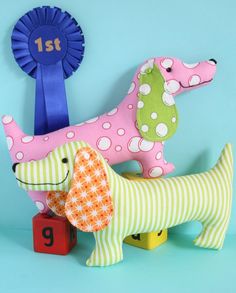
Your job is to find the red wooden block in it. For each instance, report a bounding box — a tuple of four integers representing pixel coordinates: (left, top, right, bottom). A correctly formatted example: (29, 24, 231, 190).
(32, 213, 77, 255)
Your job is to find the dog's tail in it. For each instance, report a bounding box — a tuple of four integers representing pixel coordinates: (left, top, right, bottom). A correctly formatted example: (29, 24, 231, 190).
(212, 144, 233, 183)
(194, 144, 233, 250)
(2, 115, 26, 161)
(211, 143, 234, 219)
(2, 115, 25, 137)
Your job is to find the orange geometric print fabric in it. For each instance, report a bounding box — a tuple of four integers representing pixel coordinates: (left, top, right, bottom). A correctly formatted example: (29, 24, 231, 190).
(46, 191, 68, 217)
(64, 147, 113, 232)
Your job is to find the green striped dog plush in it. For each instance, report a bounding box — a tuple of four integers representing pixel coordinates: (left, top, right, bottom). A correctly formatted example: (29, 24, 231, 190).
(13, 142, 233, 267)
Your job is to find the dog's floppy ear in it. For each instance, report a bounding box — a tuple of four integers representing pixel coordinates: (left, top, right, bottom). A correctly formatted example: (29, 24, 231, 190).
(64, 146, 113, 232)
(136, 63, 178, 141)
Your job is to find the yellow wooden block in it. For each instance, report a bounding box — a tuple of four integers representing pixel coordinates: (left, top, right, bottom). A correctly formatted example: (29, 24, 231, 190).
(122, 172, 144, 181)
(122, 172, 168, 250)
(124, 230, 168, 250)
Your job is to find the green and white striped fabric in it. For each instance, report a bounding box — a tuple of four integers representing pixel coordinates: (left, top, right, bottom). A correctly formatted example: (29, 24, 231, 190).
(16, 142, 233, 267)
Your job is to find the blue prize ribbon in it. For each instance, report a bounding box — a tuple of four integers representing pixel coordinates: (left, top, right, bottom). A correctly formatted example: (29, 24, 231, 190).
(11, 6, 85, 135)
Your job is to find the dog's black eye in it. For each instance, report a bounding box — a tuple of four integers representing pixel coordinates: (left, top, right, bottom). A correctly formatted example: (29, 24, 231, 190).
(166, 67, 172, 72)
(62, 158, 68, 164)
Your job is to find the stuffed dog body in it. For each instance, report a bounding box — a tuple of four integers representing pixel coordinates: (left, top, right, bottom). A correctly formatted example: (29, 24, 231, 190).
(14, 141, 233, 266)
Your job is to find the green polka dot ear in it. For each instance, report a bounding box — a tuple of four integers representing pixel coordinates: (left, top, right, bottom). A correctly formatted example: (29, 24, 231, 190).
(137, 64, 178, 141)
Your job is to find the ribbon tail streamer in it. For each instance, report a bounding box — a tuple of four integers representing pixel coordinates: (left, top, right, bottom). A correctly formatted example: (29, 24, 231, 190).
(35, 62, 70, 134)
(35, 65, 48, 135)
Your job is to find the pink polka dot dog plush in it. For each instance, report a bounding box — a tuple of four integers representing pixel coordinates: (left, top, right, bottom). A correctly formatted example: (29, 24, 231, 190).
(3, 57, 217, 213)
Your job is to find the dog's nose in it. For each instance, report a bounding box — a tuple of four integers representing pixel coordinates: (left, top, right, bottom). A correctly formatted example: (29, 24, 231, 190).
(209, 58, 217, 64)
(12, 162, 19, 173)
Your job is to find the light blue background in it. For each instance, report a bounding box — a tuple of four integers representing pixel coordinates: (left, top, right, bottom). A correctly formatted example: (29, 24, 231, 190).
(0, 1, 235, 292)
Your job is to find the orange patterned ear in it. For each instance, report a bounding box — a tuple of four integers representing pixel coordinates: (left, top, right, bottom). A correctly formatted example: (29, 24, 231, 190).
(46, 191, 68, 217)
(65, 146, 113, 232)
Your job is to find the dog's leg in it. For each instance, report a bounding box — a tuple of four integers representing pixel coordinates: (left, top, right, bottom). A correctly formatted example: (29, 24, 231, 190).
(194, 187, 232, 250)
(86, 231, 123, 267)
(194, 218, 230, 250)
(141, 160, 175, 178)
(136, 143, 175, 178)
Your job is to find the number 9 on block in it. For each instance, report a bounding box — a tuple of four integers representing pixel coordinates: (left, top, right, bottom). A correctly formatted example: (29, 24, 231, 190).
(32, 213, 77, 255)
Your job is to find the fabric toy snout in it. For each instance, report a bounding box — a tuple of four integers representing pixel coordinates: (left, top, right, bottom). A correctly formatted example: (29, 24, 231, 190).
(209, 58, 217, 64)
(156, 56, 217, 96)
(12, 162, 19, 173)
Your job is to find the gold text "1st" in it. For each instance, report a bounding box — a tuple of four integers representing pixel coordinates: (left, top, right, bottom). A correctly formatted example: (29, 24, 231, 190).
(35, 37, 61, 52)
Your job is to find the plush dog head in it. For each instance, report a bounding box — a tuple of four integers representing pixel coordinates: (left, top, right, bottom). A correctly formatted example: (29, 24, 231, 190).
(155, 57, 217, 95)
(136, 57, 217, 141)
(13, 141, 113, 232)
